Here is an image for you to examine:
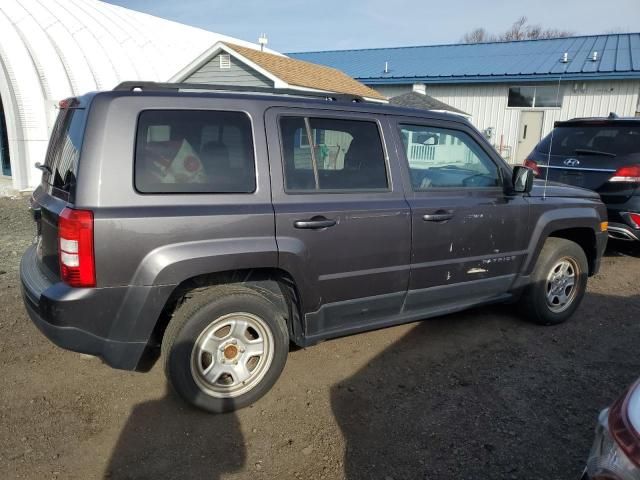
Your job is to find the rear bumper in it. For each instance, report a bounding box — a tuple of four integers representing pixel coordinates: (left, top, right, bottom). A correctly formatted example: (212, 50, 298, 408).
(608, 222, 639, 241)
(606, 195, 639, 242)
(23, 292, 148, 370)
(20, 245, 174, 371)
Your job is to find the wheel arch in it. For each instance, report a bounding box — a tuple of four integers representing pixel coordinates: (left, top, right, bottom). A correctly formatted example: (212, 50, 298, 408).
(548, 227, 597, 275)
(522, 207, 602, 277)
(145, 268, 306, 365)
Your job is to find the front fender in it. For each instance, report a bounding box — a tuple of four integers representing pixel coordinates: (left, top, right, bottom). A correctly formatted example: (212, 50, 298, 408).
(521, 205, 603, 275)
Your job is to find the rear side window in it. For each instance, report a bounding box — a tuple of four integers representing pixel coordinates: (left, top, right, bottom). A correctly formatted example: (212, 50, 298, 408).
(44, 107, 87, 193)
(537, 124, 640, 156)
(279, 116, 388, 192)
(135, 110, 255, 193)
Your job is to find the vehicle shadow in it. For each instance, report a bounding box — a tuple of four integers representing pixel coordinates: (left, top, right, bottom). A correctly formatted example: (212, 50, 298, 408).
(606, 238, 640, 258)
(104, 388, 244, 479)
(331, 293, 640, 480)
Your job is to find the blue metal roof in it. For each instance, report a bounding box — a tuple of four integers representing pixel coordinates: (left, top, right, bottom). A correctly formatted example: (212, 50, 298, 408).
(289, 34, 640, 84)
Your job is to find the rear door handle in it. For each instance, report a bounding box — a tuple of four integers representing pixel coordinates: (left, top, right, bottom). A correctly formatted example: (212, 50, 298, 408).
(422, 212, 454, 222)
(294, 218, 337, 229)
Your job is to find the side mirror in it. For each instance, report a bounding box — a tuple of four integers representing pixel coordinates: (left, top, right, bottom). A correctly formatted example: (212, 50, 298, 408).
(424, 135, 438, 146)
(512, 166, 534, 194)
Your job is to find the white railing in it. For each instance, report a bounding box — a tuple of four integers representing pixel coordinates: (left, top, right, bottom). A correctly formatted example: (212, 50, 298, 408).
(407, 143, 475, 165)
(409, 143, 436, 161)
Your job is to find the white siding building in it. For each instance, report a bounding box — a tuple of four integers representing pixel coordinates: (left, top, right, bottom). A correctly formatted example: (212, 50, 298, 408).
(290, 34, 640, 163)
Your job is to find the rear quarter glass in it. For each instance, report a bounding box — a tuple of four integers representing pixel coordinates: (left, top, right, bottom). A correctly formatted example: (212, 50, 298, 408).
(43, 107, 88, 198)
(133, 109, 256, 194)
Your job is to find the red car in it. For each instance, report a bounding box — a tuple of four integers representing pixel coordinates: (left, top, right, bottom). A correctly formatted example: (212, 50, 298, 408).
(584, 378, 640, 479)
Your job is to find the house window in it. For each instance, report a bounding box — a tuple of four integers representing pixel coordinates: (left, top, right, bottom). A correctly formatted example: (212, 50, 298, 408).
(295, 128, 324, 148)
(508, 86, 562, 108)
(533, 86, 562, 108)
(219, 54, 231, 69)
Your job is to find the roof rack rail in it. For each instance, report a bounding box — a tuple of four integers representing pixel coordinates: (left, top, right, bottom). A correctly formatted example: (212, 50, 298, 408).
(113, 81, 367, 103)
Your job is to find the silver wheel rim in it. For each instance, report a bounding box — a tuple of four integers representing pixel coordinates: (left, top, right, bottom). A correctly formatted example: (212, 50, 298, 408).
(545, 257, 579, 313)
(190, 312, 274, 398)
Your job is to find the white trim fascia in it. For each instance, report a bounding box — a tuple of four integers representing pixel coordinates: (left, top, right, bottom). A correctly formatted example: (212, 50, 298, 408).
(429, 109, 471, 118)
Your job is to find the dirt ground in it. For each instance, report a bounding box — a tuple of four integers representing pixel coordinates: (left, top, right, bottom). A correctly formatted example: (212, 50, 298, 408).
(1, 196, 639, 480)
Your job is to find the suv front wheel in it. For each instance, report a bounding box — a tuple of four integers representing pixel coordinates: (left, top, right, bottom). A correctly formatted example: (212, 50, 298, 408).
(162, 284, 289, 413)
(520, 237, 589, 325)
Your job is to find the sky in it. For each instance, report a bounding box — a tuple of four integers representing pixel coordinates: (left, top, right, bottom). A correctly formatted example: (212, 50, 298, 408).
(106, 0, 640, 52)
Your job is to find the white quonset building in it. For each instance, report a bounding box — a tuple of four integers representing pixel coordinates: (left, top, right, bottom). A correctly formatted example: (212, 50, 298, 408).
(0, 0, 271, 191)
(290, 34, 640, 164)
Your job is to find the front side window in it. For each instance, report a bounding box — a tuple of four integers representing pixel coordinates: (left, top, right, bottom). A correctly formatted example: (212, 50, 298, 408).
(280, 116, 388, 191)
(399, 125, 500, 190)
(135, 110, 255, 193)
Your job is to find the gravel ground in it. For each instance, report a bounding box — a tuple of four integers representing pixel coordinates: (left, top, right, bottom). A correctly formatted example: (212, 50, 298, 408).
(1, 196, 639, 480)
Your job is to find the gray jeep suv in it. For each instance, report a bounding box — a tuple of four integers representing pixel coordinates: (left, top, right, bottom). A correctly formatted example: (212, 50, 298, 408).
(21, 82, 608, 413)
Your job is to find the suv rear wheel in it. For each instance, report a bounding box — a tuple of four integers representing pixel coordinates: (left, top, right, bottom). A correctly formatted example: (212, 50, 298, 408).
(520, 237, 588, 325)
(162, 284, 289, 413)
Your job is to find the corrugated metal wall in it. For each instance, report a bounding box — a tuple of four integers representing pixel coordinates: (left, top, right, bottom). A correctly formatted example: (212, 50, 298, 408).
(375, 80, 640, 163)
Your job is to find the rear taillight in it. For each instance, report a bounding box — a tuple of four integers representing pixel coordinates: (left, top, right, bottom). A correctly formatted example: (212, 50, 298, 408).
(58, 208, 95, 288)
(609, 379, 640, 468)
(626, 213, 640, 229)
(609, 165, 640, 183)
(58, 97, 78, 109)
(523, 159, 540, 176)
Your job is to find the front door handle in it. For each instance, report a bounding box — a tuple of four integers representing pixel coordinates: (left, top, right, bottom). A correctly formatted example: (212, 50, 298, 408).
(294, 218, 337, 229)
(422, 211, 454, 222)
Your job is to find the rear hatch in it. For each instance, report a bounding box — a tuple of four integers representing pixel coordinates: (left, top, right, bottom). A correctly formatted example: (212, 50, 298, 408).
(529, 121, 640, 203)
(31, 98, 88, 280)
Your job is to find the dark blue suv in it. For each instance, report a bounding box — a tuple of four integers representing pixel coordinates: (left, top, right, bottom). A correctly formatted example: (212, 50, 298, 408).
(525, 115, 640, 243)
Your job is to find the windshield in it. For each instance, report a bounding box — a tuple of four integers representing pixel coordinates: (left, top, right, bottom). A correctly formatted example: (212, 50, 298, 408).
(537, 124, 640, 157)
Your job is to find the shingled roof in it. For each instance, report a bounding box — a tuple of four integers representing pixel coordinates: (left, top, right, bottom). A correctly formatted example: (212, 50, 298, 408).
(389, 92, 469, 116)
(171, 41, 385, 101)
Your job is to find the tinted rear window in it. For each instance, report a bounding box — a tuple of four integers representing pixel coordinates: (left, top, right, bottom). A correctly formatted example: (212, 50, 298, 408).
(537, 124, 640, 156)
(43, 107, 87, 193)
(279, 116, 388, 191)
(135, 110, 255, 194)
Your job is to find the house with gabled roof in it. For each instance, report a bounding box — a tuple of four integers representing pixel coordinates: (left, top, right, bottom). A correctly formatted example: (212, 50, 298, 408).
(170, 42, 386, 102)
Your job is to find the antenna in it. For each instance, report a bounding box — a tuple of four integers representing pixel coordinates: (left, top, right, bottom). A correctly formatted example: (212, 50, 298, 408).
(258, 33, 268, 51)
(542, 53, 571, 199)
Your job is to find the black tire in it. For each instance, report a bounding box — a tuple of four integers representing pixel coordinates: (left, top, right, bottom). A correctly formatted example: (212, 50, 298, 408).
(162, 284, 289, 413)
(520, 237, 588, 325)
